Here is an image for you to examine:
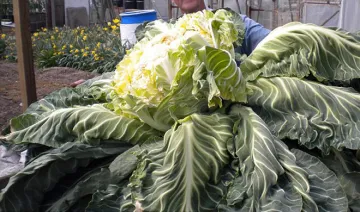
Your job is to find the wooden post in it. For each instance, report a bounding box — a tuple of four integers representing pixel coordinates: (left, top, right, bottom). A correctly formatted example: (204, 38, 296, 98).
(12, 0, 37, 111)
(168, 0, 172, 20)
(51, 0, 56, 28)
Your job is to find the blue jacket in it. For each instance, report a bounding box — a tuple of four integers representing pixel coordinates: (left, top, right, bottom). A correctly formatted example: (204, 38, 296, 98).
(238, 15, 270, 56)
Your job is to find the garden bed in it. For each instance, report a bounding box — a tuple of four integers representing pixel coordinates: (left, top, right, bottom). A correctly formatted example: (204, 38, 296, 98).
(0, 61, 99, 131)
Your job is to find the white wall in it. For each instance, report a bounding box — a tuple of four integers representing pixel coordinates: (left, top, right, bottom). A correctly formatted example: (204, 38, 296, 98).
(64, 0, 90, 25)
(338, 0, 360, 32)
(302, 4, 340, 27)
(147, 0, 169, 20)
(224, 0, 246, 14)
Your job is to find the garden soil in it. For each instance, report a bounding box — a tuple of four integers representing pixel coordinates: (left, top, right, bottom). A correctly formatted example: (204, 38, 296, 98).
(0, 61, 99, 131)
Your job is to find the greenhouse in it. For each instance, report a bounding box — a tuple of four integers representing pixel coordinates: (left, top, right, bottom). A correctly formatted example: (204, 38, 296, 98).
(0, 0, 360, 211)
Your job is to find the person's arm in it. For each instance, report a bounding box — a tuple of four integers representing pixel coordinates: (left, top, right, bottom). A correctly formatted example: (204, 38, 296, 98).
(239, 15, 270, 56)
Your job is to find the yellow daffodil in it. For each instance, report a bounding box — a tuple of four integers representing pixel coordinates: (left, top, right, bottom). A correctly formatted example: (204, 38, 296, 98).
(53, 45, 57, 49)
(85, 47, 90, 50)
(91, 50, 96, 55)
(103, 27, 108, 31)
(83, 52, 88, 57)
(81, 49, 85, 53)
(108, 22, 112, 26)
(70, 45, 73, 49)
(83, 35, 87, 41)
(96, 42, 101, 48)
(113, 18, 120, 24)
(51, 36, 55, 40)
(62, 45, 67, 50)
(75, 49, 79, 53)
(111, 25, 117, 30)
(42, 28, 47, 32)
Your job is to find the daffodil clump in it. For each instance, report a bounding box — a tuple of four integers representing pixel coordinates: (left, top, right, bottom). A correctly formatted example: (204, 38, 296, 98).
(1, 18, 125, 73)
(0, 34, 6, 57)
(110, 9, 244, 119)
(0, 32, 17, 60)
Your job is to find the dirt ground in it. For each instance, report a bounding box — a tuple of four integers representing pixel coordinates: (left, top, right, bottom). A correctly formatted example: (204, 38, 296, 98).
(0, 61, 99, 131)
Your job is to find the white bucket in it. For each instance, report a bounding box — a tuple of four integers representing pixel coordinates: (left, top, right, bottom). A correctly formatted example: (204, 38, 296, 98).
(120, 10, 157, 45)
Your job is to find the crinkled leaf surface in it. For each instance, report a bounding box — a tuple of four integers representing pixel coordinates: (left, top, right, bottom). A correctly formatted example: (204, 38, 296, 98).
(226, 106, 310, 211)
(0, 142, 132, 212)
(241, 22, 360, 82)
(108, 145, 140, 184)
(320, 149, 360, 175)
(339, 173, 360, 211)
(196, 46, 247, 106)
(291, 149, 348, 212)
(3, 73, 113, 134)
(247, 77, 360, 153)
(5, 104, 161, 148)
(128, 113, 234, 211)
(86, 182, 129, 212)
(318, 149, 360, 211)
(42, 168, 111, 212)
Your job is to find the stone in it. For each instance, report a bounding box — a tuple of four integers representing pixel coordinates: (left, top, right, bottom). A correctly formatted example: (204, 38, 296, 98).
(66, 7, 89, 28)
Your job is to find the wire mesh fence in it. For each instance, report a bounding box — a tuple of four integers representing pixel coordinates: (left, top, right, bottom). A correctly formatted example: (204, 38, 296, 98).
(242, 0, 342, 29)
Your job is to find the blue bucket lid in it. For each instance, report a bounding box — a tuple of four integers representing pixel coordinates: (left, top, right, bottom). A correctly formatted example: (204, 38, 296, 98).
(120, 10, 157, 24)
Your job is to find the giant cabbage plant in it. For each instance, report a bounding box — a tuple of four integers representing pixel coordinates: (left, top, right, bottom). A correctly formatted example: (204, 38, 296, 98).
(1, 8, 360, 212)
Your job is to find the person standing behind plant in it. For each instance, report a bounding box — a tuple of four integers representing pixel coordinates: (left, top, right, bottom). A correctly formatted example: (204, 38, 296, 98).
(172, 0, 271, 56)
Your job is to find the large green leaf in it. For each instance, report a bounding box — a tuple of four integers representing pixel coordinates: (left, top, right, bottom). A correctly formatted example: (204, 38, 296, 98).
(85, 145, 150, 212)
(127, 113, 234, 211)
(241, 22, 360, 82)
(1, 73, 113, 136)
(0, 142, 132, 212)
(339, 173, 360, 211)
(22, 72, 114, 118)
(5, 104, 161, 148)
(41, 168, 110, 212)
(247, 77, 360, 153)
(7, 88, 102, 134)
(108, 145, 140, 184)
(291, 149, 348, 211)
(318, 149, 360, 211)
(209, 9, 245, 55)
(320, 149, 360, 175)
(226, 106, 310, 211)
(213, 8, 245, 48)
(196, 46, 247, 106)
(86, 183, 129, 212)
